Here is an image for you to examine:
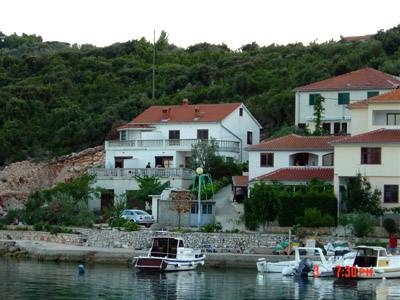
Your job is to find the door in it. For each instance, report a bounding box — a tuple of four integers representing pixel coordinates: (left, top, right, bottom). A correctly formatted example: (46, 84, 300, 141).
(101, 189, 114, 212)
(169, 130, 180, 146)
(155, 156, 173, 168)
(114, 156, 133, 168)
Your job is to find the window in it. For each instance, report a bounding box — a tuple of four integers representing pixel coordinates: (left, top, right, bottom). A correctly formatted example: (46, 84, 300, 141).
(239, 108, 243, 116)
(121, 130, 127, 141)
(334, 122, 341, 134)
(338, 93, 350, 105)
(341, 123, 348, 134)
(298, 123, 306, 129)
(191, 203, 198, 214)
(247, 131, 253, 145)
(361, 148, 381, 164)
(367, 91, 379, 98)
(322, 153, 334, 166)
(169, 130, 180, 140)
(309, 93, 320, 105)
(384, 185, 399, 203)
(202, 204, 213, 214)
(197, 129, 209, 140)
(387, 113, 400, 125)
(155, 156, 173, 168)
(260, 153, 274, 167)
(322, 123, 331, 135)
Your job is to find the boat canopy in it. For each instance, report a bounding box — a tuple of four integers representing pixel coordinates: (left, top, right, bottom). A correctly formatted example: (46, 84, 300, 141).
(150, 237, 184, 258)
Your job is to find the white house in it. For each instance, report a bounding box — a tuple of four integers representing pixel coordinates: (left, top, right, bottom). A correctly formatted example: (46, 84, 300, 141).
(333, 89, 400, 210)
(294, 68, 400, 135)
(90, 99, 261, 211)
(245, 134, 345, 191)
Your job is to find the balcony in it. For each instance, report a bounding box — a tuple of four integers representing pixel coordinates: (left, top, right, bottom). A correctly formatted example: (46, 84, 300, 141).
(89, 168, 194, 179)
(105, 139, 240, 153)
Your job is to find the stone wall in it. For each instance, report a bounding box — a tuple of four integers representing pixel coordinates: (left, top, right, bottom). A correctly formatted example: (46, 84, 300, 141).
(0, 230, 84, 245)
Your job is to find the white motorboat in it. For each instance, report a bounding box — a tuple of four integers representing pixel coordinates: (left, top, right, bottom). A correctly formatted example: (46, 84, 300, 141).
(257, 247, 336, 277)
(134, 237, 205, 272)
(334, 246, 400, 279)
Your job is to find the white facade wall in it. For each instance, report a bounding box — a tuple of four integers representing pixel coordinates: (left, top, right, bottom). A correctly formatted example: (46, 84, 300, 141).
(295, 89, 393, 133)
(248, 150, 333, 180)
(368, 103, 400, 132)
(350, 109, 369, 135)
(221, 105, 261, 161)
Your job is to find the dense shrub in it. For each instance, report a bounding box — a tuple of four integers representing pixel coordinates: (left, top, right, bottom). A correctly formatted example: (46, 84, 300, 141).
(33, 223, 43, 231)
(302, 208, 335, 227)
(200, 222, 222, 233)
(278, 191, 337, 226)
(349, 213, 375, 237)
(383, 218, 397, 234)
(122, 221, 140, 231)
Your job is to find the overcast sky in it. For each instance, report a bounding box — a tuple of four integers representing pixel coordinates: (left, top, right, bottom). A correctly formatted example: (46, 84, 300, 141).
(1, 0, 400, 49)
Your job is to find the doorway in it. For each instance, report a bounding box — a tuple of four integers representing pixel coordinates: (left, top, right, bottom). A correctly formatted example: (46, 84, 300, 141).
(155, 156, 173, 168)
(101, 189, 114, 212)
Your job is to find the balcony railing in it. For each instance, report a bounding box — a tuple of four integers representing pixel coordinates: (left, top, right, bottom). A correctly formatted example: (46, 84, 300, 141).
(106, 139, 240, 153)
(89, 168, 194, 179)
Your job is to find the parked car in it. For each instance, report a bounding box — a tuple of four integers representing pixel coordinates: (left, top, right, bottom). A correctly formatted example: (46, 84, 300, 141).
(120, 209, 154, 227)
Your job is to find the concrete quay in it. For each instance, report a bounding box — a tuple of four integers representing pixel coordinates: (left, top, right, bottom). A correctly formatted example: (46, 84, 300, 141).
(0, 240, 292, 268)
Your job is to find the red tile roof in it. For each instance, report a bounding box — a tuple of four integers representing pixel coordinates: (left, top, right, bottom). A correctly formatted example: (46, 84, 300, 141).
(253, 167, 334, 182)
(368, 88, 400, 102)
(248, 134, 343, 151)
(347, 100, 368, 109)
(332, 129, 400, 144)
(294, 68, 400, 92)
(232, 176, 248, 187)
(119, 100, 242, 128)
(342, 35, 373, 42)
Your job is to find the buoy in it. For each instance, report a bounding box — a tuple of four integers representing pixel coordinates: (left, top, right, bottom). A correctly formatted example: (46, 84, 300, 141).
(78, 264, 85, 274)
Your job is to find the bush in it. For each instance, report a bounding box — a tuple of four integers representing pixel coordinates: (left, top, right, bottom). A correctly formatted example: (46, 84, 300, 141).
(33, 223, 43, 231)
(383, 218, 397, 235)
(200, 222, 222, 233)
(4, 209, 21, 225)
(109, 217, 127, 228)
(349, 213, 375, 237)
(122, 221, 139, 231)
(45, 225, 73, 235)
(0, 222, 4, 230)
(302, 208, 335, 227)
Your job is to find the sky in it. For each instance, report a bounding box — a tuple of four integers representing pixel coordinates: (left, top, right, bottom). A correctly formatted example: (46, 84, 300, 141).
(1, 0, 400, 49)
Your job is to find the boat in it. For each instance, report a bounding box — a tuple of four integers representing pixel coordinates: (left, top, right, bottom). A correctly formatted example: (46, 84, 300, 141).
(257, 247, 337, 277)
(334, 246, 400, 279)
(134, 237, 205, 272)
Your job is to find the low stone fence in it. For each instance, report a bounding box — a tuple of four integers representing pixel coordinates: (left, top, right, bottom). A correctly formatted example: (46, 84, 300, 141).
(0, 230, 84, 245)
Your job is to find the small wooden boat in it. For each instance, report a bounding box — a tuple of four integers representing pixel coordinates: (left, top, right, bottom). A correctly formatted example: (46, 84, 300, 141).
(134, 237, 205, 272)
(334, 246, 400, 279)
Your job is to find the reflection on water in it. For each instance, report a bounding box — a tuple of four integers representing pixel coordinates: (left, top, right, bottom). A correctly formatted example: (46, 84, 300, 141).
(1, 258, 400, 299)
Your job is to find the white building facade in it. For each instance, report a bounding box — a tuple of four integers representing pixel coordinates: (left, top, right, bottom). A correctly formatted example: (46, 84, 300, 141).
(90, 100, 261, 212)
(333, 90, 400, 210)
(294, 68, 400, 135)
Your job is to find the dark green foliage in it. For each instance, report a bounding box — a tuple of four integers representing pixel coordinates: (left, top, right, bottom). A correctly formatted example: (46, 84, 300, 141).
(302, 208, 335, 227)
(344, 173, 383, 216)
(200, 222, 223, 233)
(122, 221, 140, 231)
(104, 200, 127, 225)
(3, 209, 21, 225)
(244, 182, 281, 231)
(278, 182, 337, 226)
(313, 95, 325, 135)
(130, 176, 170, 203)
(383, 218, 397, 235)
(2, 26, 400, 165)
(33, 223, 43, 231)
(349, 213, 375, 237)
(20, 174, 96, 227)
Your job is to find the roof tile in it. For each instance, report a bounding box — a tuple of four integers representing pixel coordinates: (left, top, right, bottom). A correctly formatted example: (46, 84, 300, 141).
(332, 129, 400, 144)
(294, 68, 400, 92)
(253, 167, 333, 182)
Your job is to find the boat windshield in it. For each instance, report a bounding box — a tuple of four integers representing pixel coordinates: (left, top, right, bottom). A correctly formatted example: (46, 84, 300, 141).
(354, 248, 378, 267)
(151, 238, 178, 258)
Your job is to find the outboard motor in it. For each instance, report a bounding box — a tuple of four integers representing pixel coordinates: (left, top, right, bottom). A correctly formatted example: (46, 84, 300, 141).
(295, 257, 313, 277)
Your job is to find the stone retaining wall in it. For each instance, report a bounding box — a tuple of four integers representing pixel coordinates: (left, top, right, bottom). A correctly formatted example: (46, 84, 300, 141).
(0, 230, 83, 245)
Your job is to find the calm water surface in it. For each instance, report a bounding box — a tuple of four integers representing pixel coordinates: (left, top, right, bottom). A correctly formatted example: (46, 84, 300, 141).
(1, 258, 400, 299)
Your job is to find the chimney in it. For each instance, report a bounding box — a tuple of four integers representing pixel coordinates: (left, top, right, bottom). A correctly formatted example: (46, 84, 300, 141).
(162, 108, 171, 120)
(194, 107, 201, 118)
(182, 98, 189, 106)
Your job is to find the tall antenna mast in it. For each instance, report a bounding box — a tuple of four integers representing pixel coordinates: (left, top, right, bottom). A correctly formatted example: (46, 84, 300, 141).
(152, 30, 156, 99)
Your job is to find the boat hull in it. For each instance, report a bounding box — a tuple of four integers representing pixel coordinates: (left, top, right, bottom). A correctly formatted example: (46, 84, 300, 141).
(334, 266, 400, 279)
(135, 256, 205, 272)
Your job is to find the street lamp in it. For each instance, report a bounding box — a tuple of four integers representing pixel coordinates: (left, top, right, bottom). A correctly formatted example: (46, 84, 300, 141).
(196, 167, 203, 228)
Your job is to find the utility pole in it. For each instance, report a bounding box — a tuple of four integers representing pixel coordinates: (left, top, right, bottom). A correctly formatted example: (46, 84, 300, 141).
(152, 30, 156, 99)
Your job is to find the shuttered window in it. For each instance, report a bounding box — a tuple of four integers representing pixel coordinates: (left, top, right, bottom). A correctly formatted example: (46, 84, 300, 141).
(361, 148, 381, 164)
(309, 93, 320, 105)
(338, 93, 350, 105)
(260, 153, 274, 167)
(367, 91, 379, 98)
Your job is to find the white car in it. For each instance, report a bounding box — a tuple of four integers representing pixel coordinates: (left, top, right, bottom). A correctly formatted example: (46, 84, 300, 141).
(120, 209, 154, 227)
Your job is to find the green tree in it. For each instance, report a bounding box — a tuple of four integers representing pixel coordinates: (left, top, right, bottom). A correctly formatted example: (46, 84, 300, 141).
(131, 176, 170, 203)
(244, 182, 281, 232)
(313, 95, 325, 135)
(345, 173, 383, 216)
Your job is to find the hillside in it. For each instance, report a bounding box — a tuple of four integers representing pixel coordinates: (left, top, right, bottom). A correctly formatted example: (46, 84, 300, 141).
(1, 26, 400, 165)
